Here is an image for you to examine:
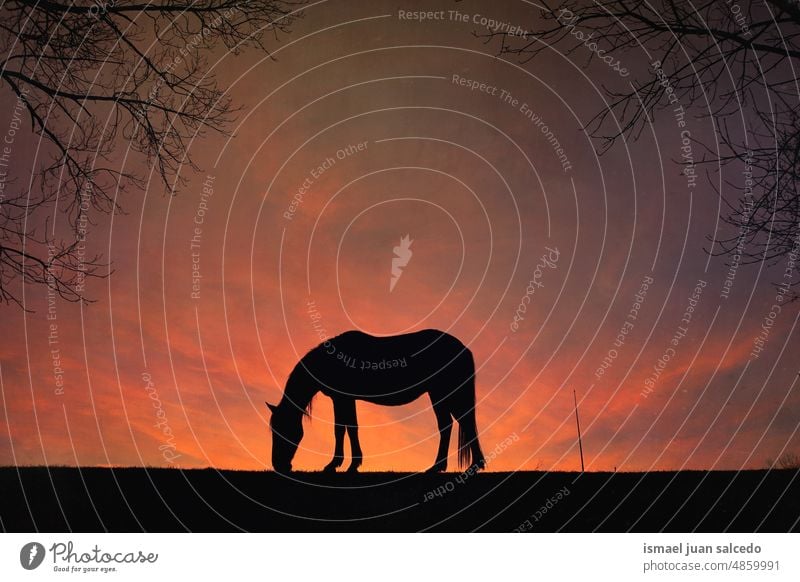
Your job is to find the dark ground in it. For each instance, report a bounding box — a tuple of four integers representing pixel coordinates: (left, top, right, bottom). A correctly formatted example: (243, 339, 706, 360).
(1, 467, 798, 532)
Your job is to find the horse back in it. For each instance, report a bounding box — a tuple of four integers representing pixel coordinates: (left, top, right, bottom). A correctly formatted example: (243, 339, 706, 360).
(303, 329, 473, 404)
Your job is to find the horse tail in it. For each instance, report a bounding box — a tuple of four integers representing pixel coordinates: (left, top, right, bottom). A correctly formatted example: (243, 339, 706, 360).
(458, 417, 471, 468)
(456, 350, 482, 468)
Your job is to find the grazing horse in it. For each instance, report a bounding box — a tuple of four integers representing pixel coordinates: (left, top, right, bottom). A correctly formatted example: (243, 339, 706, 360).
(266, 329, 485, 473)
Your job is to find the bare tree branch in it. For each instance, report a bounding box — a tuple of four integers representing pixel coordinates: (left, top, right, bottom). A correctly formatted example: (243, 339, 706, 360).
(482, 0, 800, 277)
(0, 0, 303, 308)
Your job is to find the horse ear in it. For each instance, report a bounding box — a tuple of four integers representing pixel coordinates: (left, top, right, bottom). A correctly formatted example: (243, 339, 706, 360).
(266, 402, 278, 414)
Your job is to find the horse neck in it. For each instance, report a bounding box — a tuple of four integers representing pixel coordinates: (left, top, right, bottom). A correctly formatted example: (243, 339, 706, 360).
(280, 366, 318, 414)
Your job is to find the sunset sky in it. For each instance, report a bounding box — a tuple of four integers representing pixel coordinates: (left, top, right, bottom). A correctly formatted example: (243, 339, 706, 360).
(1, 0, 798, 473)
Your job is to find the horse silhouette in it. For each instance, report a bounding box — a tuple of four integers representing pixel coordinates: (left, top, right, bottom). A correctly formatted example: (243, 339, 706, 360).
(266, 329, 485, 473)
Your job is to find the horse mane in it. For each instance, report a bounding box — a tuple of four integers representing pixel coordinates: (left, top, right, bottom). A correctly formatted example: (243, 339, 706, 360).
(285, 348, 321, 418)
(305, 393, 313, 417)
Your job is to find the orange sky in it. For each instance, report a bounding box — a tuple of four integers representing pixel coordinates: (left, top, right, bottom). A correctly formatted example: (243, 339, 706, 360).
(1, 0, 798, 472)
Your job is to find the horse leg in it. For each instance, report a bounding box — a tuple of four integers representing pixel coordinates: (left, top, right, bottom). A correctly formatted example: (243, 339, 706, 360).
(323, 397, 346, 472)
(426, 397, 452, 473)
(343, 399, 362, 473)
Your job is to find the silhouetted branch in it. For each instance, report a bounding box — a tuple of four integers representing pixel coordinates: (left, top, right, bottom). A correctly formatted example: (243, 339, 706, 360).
(0, 0, 303, 308)
(481, 0, 800, 272)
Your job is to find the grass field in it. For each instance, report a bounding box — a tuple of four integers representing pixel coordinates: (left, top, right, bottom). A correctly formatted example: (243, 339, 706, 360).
(1, 467, 798, 532)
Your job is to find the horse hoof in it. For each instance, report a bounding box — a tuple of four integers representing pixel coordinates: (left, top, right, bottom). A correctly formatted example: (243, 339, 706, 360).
(346, 465, 361, 473)
(322, 464, 338, 473)
(425, 463, 446, 473)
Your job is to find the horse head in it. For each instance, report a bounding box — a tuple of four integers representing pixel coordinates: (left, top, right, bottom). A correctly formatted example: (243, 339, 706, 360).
(266, 402, 303, 473)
